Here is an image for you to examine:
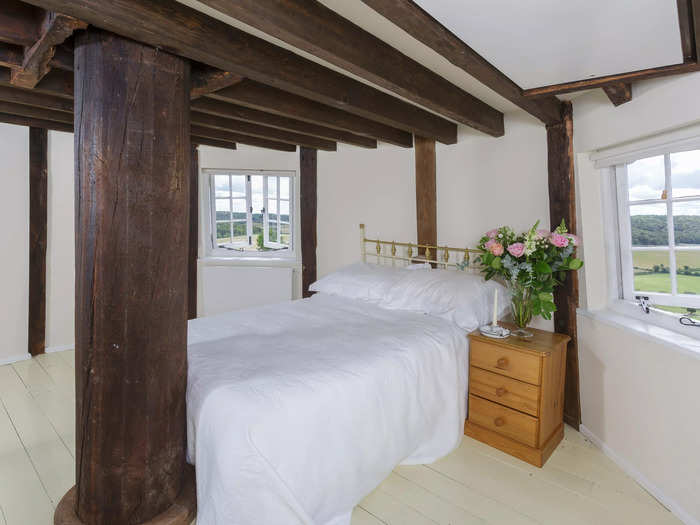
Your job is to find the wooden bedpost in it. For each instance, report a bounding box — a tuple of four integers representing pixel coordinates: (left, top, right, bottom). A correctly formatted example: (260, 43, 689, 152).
(415, 135, 437, 255)
(300, 147, 318, 297)
(55, 29, 196, 525)
(189, 143, 199, 320)
(28, 126, 48, 357)
(546, 101, 581, 430)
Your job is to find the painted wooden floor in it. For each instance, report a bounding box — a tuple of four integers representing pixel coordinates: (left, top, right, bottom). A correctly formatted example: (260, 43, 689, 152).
(0, 350, 681, 525)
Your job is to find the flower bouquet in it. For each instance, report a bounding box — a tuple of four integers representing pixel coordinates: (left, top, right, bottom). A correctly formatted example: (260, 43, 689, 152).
(477, 220, 583, 337)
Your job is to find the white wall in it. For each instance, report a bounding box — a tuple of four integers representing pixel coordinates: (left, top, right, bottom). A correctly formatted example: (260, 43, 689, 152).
(46, 131, 75, 351)
(573, 73, 700, 525)
(0, 124, 29, 364)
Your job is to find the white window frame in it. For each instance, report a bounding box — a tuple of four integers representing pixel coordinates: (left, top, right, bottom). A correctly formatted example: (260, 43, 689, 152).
(611, 154, 700, 318)
(203, 169, 297, 259)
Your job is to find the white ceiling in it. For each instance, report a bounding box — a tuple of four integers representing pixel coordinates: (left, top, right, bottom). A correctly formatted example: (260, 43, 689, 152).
(413, 0, 684, 89)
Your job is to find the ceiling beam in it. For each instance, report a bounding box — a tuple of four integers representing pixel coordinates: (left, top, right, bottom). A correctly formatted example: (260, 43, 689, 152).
(523, 61, 700, 98)
(191, 136, 237, 151)
(10, 12, 86, 88)
(0, 42, 24, 69)
(191, 110, 336, 151)
(18, 0, 465, 142)
(192, 98, 376, 149)
(210, 79, 413, 147)
(0, 110, 72, 132)
(191, 124, 297, 152)
(0, 84, 73, 112)
(191, 65, 243, 99)
(0, 0, 42, 47)
(0, 98, 72, 123)
(194, 0, 504, 133)
(602, 83, 633, 106)
(359, 0, 564, 125)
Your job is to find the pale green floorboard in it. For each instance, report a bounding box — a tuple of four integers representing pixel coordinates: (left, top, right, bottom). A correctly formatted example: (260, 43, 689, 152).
(0, 351, 684, 525)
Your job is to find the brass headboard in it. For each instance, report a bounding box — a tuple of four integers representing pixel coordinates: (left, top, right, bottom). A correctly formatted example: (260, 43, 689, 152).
(359, 224, 481, 270)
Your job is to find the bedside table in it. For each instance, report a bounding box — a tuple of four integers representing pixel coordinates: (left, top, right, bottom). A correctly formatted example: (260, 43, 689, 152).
(464, 325, 570, 467)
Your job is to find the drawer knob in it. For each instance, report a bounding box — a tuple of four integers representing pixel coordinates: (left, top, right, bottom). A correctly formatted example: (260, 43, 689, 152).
(494, 417, 505, 427)
(496, 387, 507, 397)
(496, 357, 509, 369)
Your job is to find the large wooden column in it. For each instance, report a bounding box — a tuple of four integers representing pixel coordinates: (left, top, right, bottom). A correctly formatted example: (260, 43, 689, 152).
(189, 144, 199, 320)
(546, 101, 581, 429)
(300, 147, 318, 297)
(415, 136, 437, 252)
(28, 126, 48, 356)
(55, 29, 196, 525)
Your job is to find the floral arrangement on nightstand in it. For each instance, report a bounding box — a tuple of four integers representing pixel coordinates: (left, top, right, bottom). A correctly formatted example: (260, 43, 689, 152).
(477, 220, 583, 337)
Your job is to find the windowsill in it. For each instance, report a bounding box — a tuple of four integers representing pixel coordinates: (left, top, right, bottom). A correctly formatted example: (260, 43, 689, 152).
(577, 307, 700, 359)
(199, 256, 301, 269)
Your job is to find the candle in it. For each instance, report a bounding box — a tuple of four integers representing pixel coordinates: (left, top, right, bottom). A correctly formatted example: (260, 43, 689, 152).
(492, 288, 498, 326)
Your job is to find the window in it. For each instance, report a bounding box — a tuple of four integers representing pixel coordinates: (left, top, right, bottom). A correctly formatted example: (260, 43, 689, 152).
(206, 170, 295, 257)
(615, 150, 700, 320)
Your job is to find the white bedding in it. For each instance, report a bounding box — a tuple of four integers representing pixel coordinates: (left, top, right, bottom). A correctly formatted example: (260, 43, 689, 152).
(187, 293, 468, 525)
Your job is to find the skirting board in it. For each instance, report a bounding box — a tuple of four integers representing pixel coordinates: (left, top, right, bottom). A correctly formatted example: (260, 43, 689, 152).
(580, 425, 698, 525)
(46, 344, 74, 353)
(0, 352, 31, 366)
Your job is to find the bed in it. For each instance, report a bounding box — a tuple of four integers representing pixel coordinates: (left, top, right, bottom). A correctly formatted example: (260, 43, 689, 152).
(186, 227, 507, 525)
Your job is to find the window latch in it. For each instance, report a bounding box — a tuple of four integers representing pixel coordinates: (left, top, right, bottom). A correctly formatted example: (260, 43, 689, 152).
(635, 295, 651, 314)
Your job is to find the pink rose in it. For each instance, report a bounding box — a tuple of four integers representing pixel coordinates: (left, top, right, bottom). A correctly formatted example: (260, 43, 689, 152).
(486, 229, 498, 239)
(489, 242, 504, 256)
(567, 234, 580, 246)
(536, 229, 551, 239)
(507, 242, 525, 257)
(550, 233, 570, 248)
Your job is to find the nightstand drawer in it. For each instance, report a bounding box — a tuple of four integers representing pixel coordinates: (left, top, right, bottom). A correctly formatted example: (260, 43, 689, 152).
(469, 367, 539, 416)
(469, 395, 538, 447)
(470, 340, 541, 385)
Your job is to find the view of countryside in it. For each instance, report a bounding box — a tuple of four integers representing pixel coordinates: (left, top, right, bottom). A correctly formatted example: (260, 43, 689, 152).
(628, 151, 700, 318)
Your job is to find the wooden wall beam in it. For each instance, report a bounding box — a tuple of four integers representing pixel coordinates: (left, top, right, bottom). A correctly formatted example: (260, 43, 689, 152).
(0, 98, 72, 123)
(58, 28, 196, 525)
(188, 143, 199, 320)
(415, 135, 437, 251)
(192, 98, 376, 149)
(360, 0, 564, 125)
(193, 0, 503, 133)
(191, 135, 237, 150)
(677, 0, 698, 61)
(546, 101, 581, 430)
(0, 0, 42, 47)
(300, 147, 318, 298)
(190, 64, 242, 99)
(10, 12, 86, 88)
(28, 126, 48, 357)
(602, 83, 633, 106)
(19, 0, 463, 142)
(0, 110, 72, 132)
(0, 84, 73, 112)
(211, 80, 412, 147)
(191, 124, 297, 152)
(191, 110, 336, 151)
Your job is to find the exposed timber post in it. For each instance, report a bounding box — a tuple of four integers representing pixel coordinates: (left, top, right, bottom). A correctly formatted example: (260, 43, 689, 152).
(189, 143, 199, 320)
(415, 135, 437, 257)
(300, 146, 318, 298)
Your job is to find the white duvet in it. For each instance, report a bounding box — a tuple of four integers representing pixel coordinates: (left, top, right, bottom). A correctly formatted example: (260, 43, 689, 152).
(187, 293, 468, 525)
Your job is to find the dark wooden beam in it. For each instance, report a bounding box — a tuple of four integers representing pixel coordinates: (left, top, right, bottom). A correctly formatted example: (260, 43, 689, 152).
(0, 67, 74, 98)
(300, 147, 318, 298)
(19, 0, 464, 142)
(602, 82, 633, 106)
(211, 80, 412, 147)
(0, 110, 72, 132)
(10, 12, 86, 88)
(28, 126, 47, 357)
(194, 0, 503, 133)
(57, 28, 196, 525)
(49, 42, 73, 71)
(0, 84, 73, 112)
(189, 143, 199, 320)
(678, 0, 698, 61)
(191, 135, 237, 150)
(546, 101, 581, 430)
(0, 0, 42, 47)
(191, 124, 297, 152)
(415, 135, 436, 254)
(524, 61, 700, 98)
(192, 110, 336, 151)
(0, 98, 72, 123)
(360, 0, 564, 125)
(0, 42, 24, 68)
(190, 64, 242, 99)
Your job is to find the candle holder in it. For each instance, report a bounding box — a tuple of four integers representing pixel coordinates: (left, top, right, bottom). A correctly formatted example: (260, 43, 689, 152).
(479, 323, 511, 339)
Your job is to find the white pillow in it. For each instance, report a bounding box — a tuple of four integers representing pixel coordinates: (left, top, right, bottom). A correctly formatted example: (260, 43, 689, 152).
(381, 269, 509, 332)
(309, 263, 404, 302)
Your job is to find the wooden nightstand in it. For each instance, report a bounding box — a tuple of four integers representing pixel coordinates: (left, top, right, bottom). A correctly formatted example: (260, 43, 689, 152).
(464, 325, 569, 467)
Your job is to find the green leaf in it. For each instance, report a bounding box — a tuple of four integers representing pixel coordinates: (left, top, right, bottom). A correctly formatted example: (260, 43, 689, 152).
(539, 292, 552, 302)
(568, 258, 583, 270)
(491, 257, 502, 269)
(535, 261, 552, 274)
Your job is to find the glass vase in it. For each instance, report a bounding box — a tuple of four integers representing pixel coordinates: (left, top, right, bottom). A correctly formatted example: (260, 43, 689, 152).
(509, 282, 534, 338)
